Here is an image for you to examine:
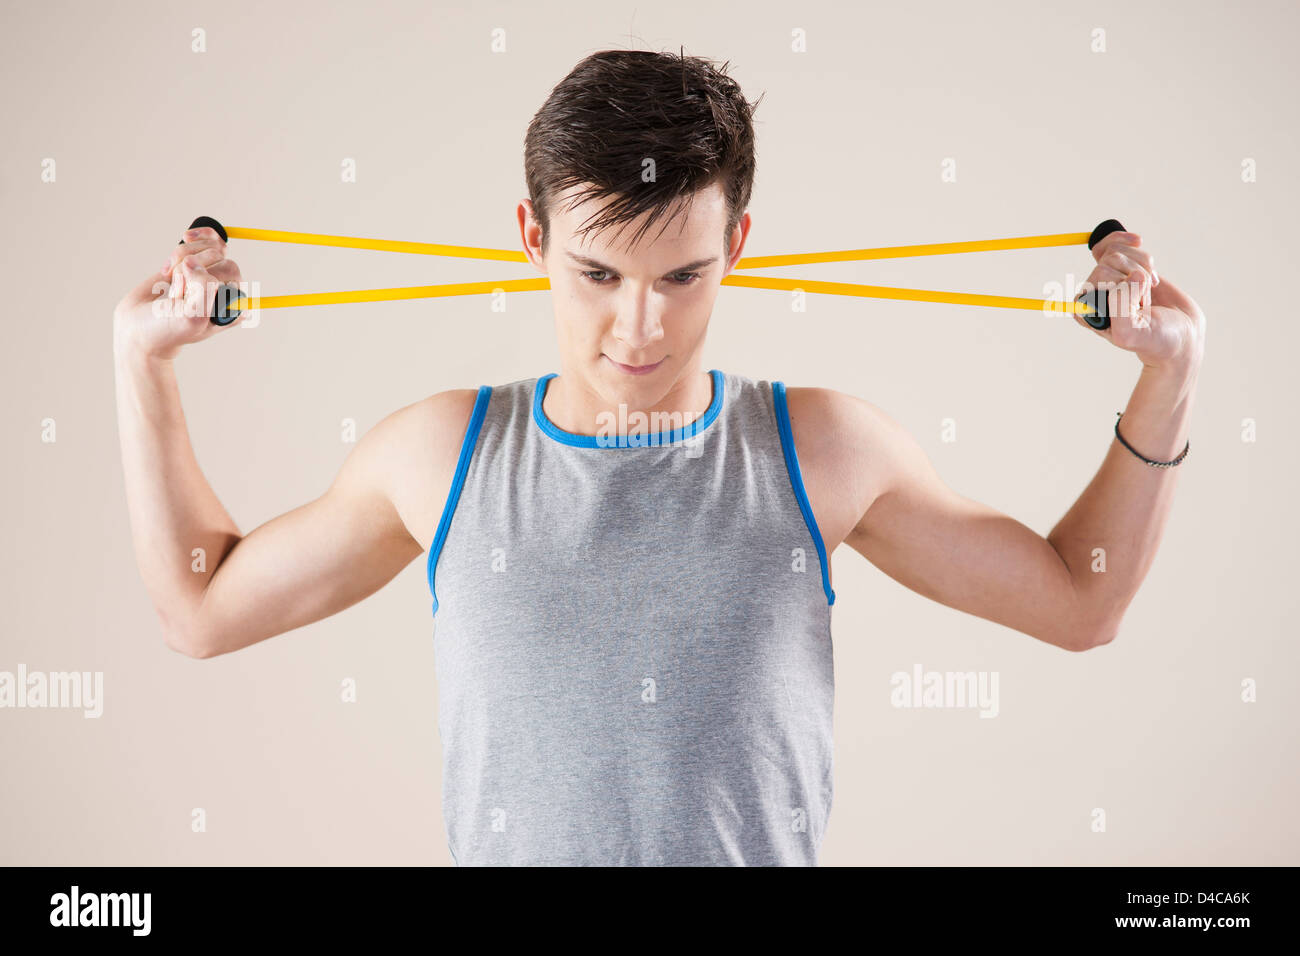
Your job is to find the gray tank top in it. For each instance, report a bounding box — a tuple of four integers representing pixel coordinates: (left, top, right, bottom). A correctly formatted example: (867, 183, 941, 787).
(426, 368, 837, 865)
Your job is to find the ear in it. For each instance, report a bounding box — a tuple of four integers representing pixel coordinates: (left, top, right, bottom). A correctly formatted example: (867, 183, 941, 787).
(517, 198, 547, 271)
(722, 211, 752, 276)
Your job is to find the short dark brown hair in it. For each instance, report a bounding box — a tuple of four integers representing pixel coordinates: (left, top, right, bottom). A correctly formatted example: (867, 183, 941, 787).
(524, 49, 762, 256)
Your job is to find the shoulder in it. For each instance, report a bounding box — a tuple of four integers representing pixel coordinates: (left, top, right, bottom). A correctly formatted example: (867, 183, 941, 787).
(778, 385, 916, 545)
(780, 385, 894, 465)
(782, 383, 887, 472)
(338, 388, 483, 549)
(781, 384, 877, 435)
(423, 387, 486, 443)
(349, 387, 481, 474)
(392, 388, 484, 485)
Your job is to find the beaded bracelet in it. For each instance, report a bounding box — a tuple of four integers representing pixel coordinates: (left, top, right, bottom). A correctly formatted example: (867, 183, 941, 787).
(1115, 412, 1190, 468)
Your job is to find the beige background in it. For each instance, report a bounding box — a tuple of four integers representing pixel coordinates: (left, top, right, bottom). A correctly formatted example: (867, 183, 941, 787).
(3, 0, 1296, 865)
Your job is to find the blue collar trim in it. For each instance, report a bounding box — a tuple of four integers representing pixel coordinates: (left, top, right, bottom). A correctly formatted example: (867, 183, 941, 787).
(532, 369, 725, 448)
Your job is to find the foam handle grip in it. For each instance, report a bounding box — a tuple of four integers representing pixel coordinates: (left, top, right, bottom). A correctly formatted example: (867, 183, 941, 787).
(179, 216, 228, 244)
(1075, 218, 1126, 330)
(179, 216, 242, 325)
(1087, 218, 1126, 251)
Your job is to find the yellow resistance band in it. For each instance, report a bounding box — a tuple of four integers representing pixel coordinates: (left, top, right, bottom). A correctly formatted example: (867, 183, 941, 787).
(214, 226, 1096, 316)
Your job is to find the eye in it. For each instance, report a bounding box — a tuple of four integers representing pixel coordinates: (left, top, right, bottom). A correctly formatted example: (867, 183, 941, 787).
(578, 270, 702, 286)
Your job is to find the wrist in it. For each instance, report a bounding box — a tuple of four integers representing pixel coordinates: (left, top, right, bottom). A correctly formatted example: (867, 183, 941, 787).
(1141, 335, 1204, 382)
(114, 338, 176, 379)
(1139, 352, 1200, 402)
(113, 319, 176, 370)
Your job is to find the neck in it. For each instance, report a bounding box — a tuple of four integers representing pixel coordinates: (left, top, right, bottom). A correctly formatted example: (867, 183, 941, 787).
(543, 365, 714, 438)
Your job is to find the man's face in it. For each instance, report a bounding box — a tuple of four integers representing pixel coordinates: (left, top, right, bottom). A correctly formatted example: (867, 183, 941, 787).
(518, 181, 751, 404)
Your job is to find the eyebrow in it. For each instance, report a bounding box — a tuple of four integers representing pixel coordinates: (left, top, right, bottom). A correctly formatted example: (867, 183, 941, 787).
(563, 250, 719, 274)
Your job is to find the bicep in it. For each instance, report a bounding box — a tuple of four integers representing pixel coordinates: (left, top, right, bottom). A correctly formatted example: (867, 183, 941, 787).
(190, 407, 425, 657)
(845, 409, 1086, 650)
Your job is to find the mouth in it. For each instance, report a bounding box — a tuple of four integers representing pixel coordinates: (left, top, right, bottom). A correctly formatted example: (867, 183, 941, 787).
(604, 355, 665, 376)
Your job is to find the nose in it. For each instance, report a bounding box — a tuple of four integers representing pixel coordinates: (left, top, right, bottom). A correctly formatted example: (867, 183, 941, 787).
(610, 293, 665, 352)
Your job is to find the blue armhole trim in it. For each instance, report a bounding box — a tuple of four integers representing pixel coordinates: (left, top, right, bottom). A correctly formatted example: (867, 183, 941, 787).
(427, 385, 492, 616)
(772, 381, 836, 606)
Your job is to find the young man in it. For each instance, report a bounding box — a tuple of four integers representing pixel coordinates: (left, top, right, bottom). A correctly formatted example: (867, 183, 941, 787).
(113, 50, 1205, 866)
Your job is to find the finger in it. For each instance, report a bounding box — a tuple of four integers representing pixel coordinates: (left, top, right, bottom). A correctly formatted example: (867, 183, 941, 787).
(1091, 229, 1142, 263)
(1116, 270, 1150, 325)
(174, 233, 225, 255)
(1101, 246, 1158, 287)
(1076, 266, 1134, 332)
(182, 226, 225, 244)
(1096, 260, 1150, 315)
(205, 261, 246, 316)
(168, 262, 185, 302)
(207, 259, 241, 283)
(1074, 268, 1125, 334)
(1121, 245, 1158, 285)
(165, 237, 225, 275)
(1116, 260, 1152, 295)
(1100, 249, 1139, 277)
(1084, 265, 1129, 292)
(1108, 273, 1147, 341)
(180, 256, 218, 321)
(173, 246, 227, 273)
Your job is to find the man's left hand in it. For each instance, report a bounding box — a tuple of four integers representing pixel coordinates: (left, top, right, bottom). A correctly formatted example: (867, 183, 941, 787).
(1075, 229, 1206, 374)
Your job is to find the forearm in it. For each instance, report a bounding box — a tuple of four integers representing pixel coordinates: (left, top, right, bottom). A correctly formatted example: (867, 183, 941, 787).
(1047, 360, 1200, 642)
(113, 327, 242, 642)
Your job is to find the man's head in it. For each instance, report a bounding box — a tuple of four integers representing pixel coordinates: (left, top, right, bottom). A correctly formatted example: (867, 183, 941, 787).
(518, 49, 761, 406)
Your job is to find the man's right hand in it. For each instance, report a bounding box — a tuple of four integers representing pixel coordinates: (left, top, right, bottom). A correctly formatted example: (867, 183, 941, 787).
(112, 225, 245, 360)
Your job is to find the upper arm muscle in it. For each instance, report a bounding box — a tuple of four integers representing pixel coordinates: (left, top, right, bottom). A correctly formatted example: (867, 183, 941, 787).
(190, 389, 477, 657)
(844, 399, 1086, 650)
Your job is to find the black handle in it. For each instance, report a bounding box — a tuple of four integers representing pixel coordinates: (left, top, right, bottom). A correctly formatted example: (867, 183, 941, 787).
(1075, 218, 1126, 330)
(179, 216, 242, 325)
